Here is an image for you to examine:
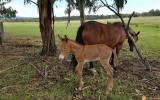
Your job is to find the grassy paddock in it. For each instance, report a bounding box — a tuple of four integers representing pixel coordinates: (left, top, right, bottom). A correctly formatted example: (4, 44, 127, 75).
(1, 16, 160, 99)
(4, 16, 160, 49)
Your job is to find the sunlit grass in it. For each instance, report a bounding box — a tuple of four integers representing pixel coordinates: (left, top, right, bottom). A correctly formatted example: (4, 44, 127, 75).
(4, 16, 160, 49)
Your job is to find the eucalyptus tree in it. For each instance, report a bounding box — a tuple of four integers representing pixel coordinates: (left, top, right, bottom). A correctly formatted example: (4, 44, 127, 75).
(0, 0, 16, 45)
(25, 0, 57, 56)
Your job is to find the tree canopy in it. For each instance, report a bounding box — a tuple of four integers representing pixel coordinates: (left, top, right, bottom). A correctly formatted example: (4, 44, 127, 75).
(0, 0, 17, 19)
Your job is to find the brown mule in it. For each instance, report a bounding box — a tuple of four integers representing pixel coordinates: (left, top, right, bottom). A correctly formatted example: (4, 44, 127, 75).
(58, 35, 118, 94)
(72, 21, 140, 68)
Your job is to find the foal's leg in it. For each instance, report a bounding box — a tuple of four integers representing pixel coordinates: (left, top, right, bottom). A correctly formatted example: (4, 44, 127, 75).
(100, 59, 113, 94)
(75, 62, 85, 90)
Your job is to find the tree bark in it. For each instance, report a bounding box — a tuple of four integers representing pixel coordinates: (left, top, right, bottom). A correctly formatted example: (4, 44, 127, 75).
(79, 0, 85, 24)
(0, 22, 4, 45)
(38, 0, 56, 56)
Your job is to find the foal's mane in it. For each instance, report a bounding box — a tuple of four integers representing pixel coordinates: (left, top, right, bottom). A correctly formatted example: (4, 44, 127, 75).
(68, 39, 83, 47)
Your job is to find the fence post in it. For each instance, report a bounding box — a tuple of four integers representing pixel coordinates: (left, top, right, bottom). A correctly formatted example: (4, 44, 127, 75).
(0, 21, 5, 45)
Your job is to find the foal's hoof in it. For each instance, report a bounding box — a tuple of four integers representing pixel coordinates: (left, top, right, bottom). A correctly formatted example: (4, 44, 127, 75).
(78, 87, 83, 91)
(106, 90, 112, 95)
(106, 91, 110, 95)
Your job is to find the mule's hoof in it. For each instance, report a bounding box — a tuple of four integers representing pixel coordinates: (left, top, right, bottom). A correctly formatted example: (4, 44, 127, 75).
(113, 66, 117, 71)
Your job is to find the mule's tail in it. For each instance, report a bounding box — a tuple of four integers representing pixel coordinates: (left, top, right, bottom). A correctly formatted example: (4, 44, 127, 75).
(112, 48, 118, 67)
(70, 25, 84, 70)
(75, 25, 84, 44)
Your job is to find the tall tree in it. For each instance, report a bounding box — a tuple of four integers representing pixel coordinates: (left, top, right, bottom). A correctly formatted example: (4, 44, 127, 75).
(0, 0, 17, 45)
(25, 0, 57, 56)
(79, 0, 84, 24)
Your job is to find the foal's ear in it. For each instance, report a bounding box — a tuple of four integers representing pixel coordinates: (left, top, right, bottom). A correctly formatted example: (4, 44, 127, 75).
(58, 34, 63, 40)
(136, 31, 140, 36)
(64, 35, 68, 41)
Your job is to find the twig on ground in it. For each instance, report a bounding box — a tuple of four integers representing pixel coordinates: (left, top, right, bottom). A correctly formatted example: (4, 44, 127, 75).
(44, 65, 48, 78)
(0, 63, 24, 74)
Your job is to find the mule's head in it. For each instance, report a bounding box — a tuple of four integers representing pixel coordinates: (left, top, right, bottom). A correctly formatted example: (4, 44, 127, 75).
(58, 35, 72, 61)
(128, 28, 140, 51)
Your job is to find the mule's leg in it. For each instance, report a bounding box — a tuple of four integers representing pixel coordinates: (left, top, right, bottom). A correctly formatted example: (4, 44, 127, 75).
(75, 62, 85, 90)
(112, 48, 118, 67)
(110, 53, 114, 66)
(89, 62, 94, 68)
(112, 44, 122, 70)
(100, 59, 113, 94)
(116, 44, 123, 56)
(70, 55, 78, 70)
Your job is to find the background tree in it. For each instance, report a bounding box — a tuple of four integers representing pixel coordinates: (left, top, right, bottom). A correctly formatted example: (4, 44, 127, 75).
(66, 0, 96, 25)
(25, 0, 57, 56)
(0, 0, 17, 45)
(66, 0, 127, 25)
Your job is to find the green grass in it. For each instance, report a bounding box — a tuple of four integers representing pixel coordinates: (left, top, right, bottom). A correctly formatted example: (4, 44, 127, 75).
(4, 21, 80, 39)
(1, 16, 160, 99)
(4, 16, 160, 49)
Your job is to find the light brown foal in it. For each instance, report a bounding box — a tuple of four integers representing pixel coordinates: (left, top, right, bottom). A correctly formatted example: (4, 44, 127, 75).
(58, 35, 118, 94)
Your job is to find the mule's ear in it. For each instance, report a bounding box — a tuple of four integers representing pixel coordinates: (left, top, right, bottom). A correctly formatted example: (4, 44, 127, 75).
(136, 31, 140, 36)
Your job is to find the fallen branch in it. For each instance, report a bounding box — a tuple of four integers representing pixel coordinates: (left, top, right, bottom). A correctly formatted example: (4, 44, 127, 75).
(0, 67, 14, 74)
(100, 0, 152, 71)
(0, 53, 22, 56)
(29, 63, 45, 78)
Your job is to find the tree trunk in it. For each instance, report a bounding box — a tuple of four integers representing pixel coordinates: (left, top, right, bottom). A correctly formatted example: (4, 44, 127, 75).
(0, 22, 4, 45)
(38, 1, 56, 56)
(79, 0, 85, 24)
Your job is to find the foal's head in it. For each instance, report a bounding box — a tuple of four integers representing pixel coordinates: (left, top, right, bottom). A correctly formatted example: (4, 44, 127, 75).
(58, 35, 71, 61)
(128, 28, 140, 51)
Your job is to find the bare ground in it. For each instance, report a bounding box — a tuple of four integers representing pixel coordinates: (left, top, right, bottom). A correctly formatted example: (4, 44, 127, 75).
(0, 39, 160, 99)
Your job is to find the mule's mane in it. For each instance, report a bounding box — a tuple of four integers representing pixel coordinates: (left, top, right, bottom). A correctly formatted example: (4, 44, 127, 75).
(114, 22, 133, 28)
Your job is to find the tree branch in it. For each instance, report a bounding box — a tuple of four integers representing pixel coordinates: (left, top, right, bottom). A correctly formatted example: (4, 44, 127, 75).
(100, 0, 125, 27)
(99, 0, 151, 71)
(29, 0, 38, 6)
(126, 11, 135, 31)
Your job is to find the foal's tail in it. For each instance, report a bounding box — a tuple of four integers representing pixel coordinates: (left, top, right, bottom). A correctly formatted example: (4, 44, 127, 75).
(112, 48, 118, 67)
